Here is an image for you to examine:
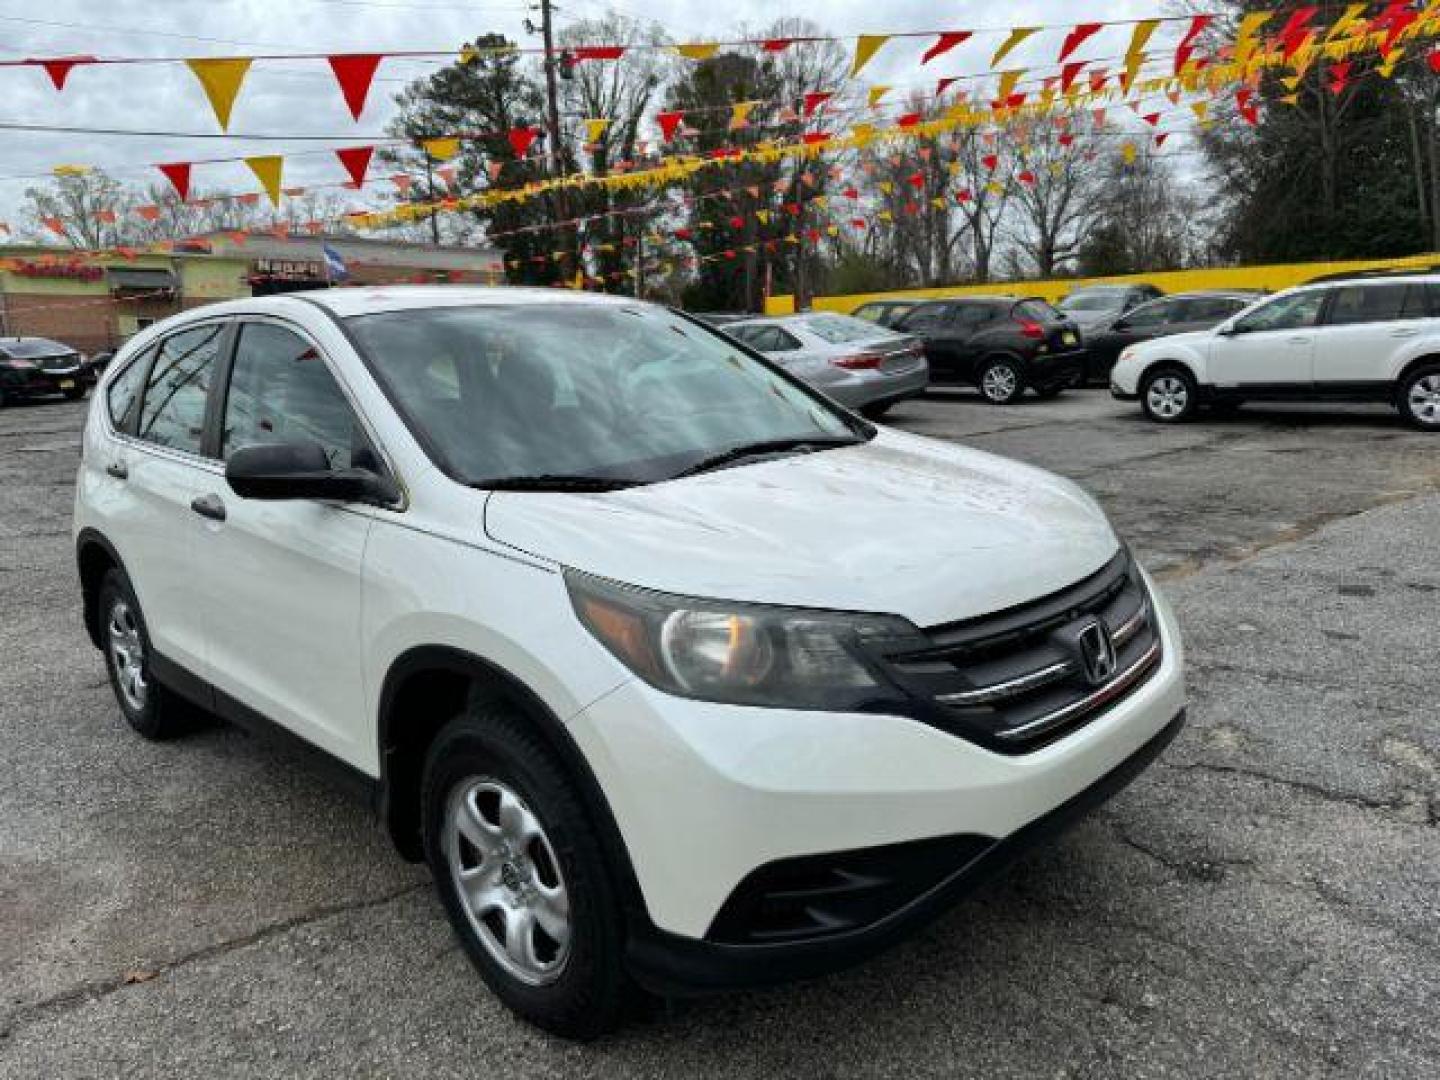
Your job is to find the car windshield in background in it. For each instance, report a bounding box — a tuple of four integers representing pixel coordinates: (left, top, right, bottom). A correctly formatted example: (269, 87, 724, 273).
(345, 303, 862, 487)
(1059, 291, 1127, 311)
(1014, 299, 1062, 321)
(1, 339, 72, 358)
(798, 313, 896, 343)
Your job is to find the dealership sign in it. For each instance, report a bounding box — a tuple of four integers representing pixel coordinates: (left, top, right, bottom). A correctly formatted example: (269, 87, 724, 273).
(253, 257, 324, 280)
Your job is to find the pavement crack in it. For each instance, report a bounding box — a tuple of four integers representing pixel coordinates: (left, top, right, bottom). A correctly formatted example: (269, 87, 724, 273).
(1171, 759, 1401, 815)
(0, 882, 428, 1038)
(1110, 823, 1249, 883)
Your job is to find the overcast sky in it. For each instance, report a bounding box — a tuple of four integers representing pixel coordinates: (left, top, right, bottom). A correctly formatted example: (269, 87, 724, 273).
(0, 0, 1166, 232)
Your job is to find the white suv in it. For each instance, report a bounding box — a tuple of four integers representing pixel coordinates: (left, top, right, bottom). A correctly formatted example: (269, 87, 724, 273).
(1110, 274, 1440, 429)
(74, 288, 1186, 1037)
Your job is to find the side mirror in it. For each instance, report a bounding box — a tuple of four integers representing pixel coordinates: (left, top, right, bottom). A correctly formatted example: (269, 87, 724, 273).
(1112, 318, 1131, 332)
(226, 441, 398, 505)
(1215, 322, 1239, 337)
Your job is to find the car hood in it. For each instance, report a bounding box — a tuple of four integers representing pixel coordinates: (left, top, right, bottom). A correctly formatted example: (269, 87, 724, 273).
(483, 429, 1119, 628)
(1065, 309, 1121, 329)
(1133, 329, 1213, 354)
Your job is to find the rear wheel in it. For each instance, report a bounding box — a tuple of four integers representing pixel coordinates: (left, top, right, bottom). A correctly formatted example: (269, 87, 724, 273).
(1140, 367, 1198, 423)
(97, 569, 197, 740)
(977, 358, 1023, 404)
(1399, 364, 1440, 431)
(422, 704, 631, 1039)
(63, 385, 87, 401)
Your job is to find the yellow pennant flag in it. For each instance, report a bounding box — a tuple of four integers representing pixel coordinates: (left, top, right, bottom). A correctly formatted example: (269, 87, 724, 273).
(755, 209, 770, 224)
(729, 102, 756, 130)
(991, 27, 1037, 68)
(1190, 101, 1209, 123)
(52, 164, 92, 176)
(1326, 4, 1368, 41)
(583, 118, 610, 143)
(851, 34, 889, 76)
(994, 69, 1023, 104)
(675, 43, 719, 61)
(877, 209, 893, 222)
(423, 137, 461, 161)
(1279, 92, 1300, 106)
(187, 58, 253, 131)
(1378, 48, 1405, 79)
(930, 196, 946, 210)
(984, 181, 1004, 197)
(1121, 141, 1137, 166)
(878, 180, 893, 194)
(1233, 12, 1273, 69)
(851, 122, 876, 144)
(245, 155, 284, 207)
(1126, 19, 1159, 63)
(867, 85, 890, 108)
(1280, 74, 1302, 93)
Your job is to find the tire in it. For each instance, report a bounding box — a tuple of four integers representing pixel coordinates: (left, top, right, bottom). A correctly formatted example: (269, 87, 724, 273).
(97, 569, 197, 740)
(421, 704, 631, 1039)
(1398, 363, 1440, 431)
(1140, 366, 1199, 423)
(860, 401, 893, 420)
(64, 386, 87, 401)
(1035, 385, 1065, 400)
(977, 357, 1024, 404)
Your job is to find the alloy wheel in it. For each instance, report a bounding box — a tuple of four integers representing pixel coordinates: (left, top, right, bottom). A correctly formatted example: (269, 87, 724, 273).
(1408, 374, 1440, 425)
(443, 777, 572, 986)
(981, 364, 1019, 402)
(1146, 375, 1190, 420)
(107, 599, 148, 712)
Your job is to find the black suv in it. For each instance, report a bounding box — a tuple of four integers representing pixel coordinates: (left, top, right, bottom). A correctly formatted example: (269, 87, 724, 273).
(0, 337, 99, 407)
(893, 297, 1085, 403)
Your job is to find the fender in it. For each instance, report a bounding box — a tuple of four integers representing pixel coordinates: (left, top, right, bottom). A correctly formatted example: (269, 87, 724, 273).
(74, 527, 129, 649)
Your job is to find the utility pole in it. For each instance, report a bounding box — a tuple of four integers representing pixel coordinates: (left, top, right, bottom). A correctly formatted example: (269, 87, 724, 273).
(536, 0, 573, 275)
(422, 154, 441, 246)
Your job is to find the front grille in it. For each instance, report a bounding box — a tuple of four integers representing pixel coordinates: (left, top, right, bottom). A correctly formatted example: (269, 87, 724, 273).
(878, 550, 1161, 752)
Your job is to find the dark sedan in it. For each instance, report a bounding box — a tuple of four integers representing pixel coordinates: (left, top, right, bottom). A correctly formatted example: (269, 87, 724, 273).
(0, 337, 99, 407)
(1056, 283, 1164, 331)
(1078, 291, 1265, 383)
(850, 299, 920, 328)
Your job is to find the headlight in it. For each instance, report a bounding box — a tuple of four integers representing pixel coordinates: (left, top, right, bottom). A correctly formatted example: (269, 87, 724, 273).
(566, 570, 919, 710)
(1118, 347, 1135, 364)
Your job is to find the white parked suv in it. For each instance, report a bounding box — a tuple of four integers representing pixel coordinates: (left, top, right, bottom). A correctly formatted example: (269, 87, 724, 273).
(74, 287, 1186, 1037)
(1110, 274, 1440, 429)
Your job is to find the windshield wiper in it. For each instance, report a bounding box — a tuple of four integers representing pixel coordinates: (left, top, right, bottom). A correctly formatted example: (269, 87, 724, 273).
(671, 435, 863, 479)
(469, 474, 644, 492)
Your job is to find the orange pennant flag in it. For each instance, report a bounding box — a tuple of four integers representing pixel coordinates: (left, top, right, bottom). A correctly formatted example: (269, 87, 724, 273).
(851, 34, 889, 76)
(186, 58, 253, 131)
(991, 27, 1037, 68)
(245, 155, 284, 207)
(423, 137, 461, 161)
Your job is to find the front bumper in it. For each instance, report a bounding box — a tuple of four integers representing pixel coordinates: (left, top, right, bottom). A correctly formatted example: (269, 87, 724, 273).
(567, 571, 1187, 981)
(1110, 384, 1139, 401)
(0, 366, 90, 396)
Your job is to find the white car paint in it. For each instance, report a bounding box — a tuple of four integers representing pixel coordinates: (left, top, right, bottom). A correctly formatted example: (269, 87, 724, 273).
(75, 286, 1186, 973)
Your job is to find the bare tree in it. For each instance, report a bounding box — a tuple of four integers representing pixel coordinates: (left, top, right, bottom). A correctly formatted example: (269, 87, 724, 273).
(1006, 118, 1100, 277)
(22, 171, 135, 249)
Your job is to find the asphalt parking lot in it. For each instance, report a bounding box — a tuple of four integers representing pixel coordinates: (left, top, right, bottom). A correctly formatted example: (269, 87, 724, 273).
(2, 388, 1437, 1078)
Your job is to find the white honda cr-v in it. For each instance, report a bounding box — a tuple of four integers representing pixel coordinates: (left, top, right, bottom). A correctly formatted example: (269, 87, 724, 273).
(74, 287, 1185, 1038)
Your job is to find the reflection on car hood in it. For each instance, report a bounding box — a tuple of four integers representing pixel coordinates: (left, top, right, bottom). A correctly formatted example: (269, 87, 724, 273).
(1065, 309, 1121, 328)
(1131, 329, 1213, 353)
(483, 429, 1118, 627)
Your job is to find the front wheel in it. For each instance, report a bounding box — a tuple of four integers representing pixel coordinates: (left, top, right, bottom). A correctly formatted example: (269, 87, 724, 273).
(977, 358, 1024, 404)
(97, 569, 197, 739)
(422, 705, 632, 1039)
(1399, 364, 1440, 431)
(1140, 367, 1199, 423)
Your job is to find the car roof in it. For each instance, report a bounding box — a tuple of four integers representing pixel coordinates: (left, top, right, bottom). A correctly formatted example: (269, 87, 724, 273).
(1302, 268, 1440, 285)
(911, 295, 1015, 307)
(295, 284, 639, 319)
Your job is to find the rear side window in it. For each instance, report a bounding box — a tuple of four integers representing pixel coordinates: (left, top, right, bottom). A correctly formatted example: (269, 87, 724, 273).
(852, 305, 882, 323)
(1013, 300, 1060, 321)
(1118, 301, 1170, 328)
(136, 324, 225, 455)
(221, 323, 369, 470)
(951, 302, 995, 326)
(1326, 285, 1407, 326)
(899, 304, 949, 329)
(1399, 284, 1440, 319)
(1178, 297, 1246, 322)
(106, 348, 152, 429)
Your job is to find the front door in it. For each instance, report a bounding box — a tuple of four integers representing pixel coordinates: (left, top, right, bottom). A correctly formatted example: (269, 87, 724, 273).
(195, 318, 381, 765)
(1207, 289, 1328, 388)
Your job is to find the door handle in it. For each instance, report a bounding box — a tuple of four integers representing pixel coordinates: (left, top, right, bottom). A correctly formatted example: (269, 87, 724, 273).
(105, 462, 128, 480)
(1389, 327, 1420, 338)
(1287, 336, 1311, 345)
(190, 493, 227, 522)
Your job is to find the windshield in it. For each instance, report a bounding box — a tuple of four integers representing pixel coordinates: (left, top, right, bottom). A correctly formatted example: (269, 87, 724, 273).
(345, 302, 862, 486)
(1059, 291, 1126, 312)
(798, 313, 895, 344)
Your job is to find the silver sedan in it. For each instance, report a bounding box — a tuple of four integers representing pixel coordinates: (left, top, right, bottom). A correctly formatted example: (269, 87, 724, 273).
(722, 313, 930, 418)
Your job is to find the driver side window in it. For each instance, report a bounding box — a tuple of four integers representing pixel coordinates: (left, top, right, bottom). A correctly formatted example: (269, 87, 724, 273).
(1233, 291, 1327, 334)
(1119, 302, 1169, 329)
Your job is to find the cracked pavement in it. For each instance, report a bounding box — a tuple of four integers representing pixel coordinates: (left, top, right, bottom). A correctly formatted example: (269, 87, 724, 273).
(1, 390, 1437, 1078)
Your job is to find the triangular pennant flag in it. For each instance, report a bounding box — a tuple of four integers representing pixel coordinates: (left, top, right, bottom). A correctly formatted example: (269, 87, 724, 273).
(1058, 23, 1102, 63)
(935, 77, 958, 97)
(392, 174, 413, 194)
(136, 205, 161, 222)
(656, 111, 684, 141)
(1060, 62, 1085, 93)
(335, 146, 374, 187)
(1121, 141, 1137, 165)
(1174, 14, 1212, 75)
(30, 55, 96, 91)
(41, 216, 66, 236)
(1154, 132, 1169, 148)
(729, 102, 757, 130)
(991, 28, 1037, 68)
(867, 85, 890, 108)
(423, 137, 461, 161)
(186, 58, 253, 131)
(327, 54, 383, 121)
(675, 43, 719, 61)
(507, 127, 538, 157)
(851, 34, 889, 76)
(761, 39, 793, 53)
(803, 91, 831, 117)
(584, 118, 610, 143)
(922, 31, 971, 66)
(993, 69, 1023, 107)
(157, 163, 191, 202)
(1277, 7, 1319, 63)
(245, 155, 284, 207)
(572, 46, 625, 62)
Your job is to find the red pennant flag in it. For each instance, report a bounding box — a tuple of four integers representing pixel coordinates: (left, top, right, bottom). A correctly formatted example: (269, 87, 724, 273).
(328, 54, 383, 121)
(335, 146, 374, 187)
(1058, 23, 1102, 63)
(1058, 133, 1075, 147)
(761, 39, 793, 53)
(157, 163, 191, 202)
(95, 209, 117, 224)
(1276, 7, 1318, 63)
(843, 185, 859, 199)
(1374, 1, 1418, 57)
(803, 131, 830, 145)
(507, 126, 539, 157)
(1328, 61, 1352, 96)
(936, 76, 958, 97)
(437, 166, 457, 187)
(571, 46, 625, 61)
(906, 171, 925, 188)
(1141, 112, 1160, 127)
(1087, 70, 1108, 93)
(41, 216, 66, 235)
(1174, 15, 1210, 74)
(1154, 133, 1170, 148)
(982, 153, 998, 170)
(1429, 48, 1440, 74)
(30, 56, 96, 91)
(851, 218, 867, 230)
(1060, 61, 1085, 93)
(896, 112, 922, 128)
(802, 91, 831, 117)
(921, 31, 971, 65)
(391, 174, 413, 194)
(656, 111, 684, 141)
(1017, 170, 1036, 186)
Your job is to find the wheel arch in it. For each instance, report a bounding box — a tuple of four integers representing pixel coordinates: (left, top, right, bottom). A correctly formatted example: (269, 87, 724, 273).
(1138, 355, 1201, 391)
(75, 527, 127, 649)
(1393, 352, 1440, 396)
(376, 645, 648, 917)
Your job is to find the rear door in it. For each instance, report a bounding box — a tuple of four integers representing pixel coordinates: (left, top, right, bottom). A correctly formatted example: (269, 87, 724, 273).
(1312, 283, 1413, 386)
(898, 304, 963, 378)
(116, 321, 230, 679)
(1207, 289, 1327, 388)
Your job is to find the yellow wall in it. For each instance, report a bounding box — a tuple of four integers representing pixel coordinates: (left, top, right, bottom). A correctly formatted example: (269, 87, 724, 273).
(764, 252, 1440, 316)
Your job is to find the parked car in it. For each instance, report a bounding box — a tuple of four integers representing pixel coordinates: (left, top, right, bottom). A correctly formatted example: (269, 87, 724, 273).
(1078, 291, 1265, 384)
(689, 311, 751, 327)
(850, 298, 920, 328)
(75, 287, 1186, 1038)
(0, 336, 100, 406)
(1057, 283, 1164, 331)
(1109, 275, 1440, 430)
(893, 296, 1085, 403)
(723, 312, 929, 417)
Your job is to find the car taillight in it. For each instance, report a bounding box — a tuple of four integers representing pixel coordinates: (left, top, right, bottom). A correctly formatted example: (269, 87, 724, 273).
(1016, 319, 1045, 339)
(831, 353, 883, 370)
